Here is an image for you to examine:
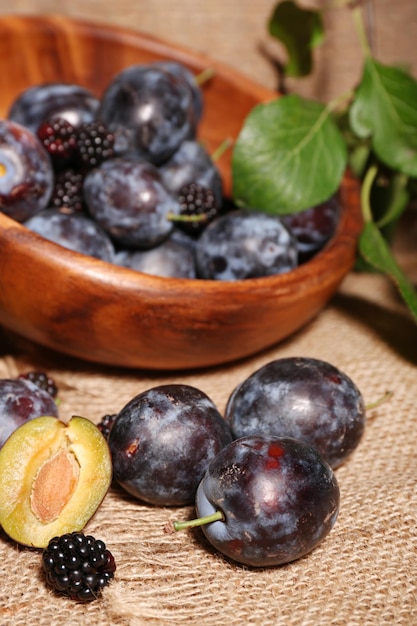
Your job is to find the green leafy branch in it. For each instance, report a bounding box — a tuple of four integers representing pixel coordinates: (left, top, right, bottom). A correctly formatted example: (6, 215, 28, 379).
(231, 0, 417, 323)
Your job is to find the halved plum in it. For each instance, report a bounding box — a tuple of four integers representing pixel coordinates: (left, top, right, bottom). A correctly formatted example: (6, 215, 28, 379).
(0, 415, 112, 548)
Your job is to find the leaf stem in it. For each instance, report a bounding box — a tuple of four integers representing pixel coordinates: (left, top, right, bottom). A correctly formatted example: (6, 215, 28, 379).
(361, 163, 378, 223)
(211, 136, 233, 162)
(326, 87, 356, 115)
(351, 3, 372, 58)
(376, 172, 409, 229)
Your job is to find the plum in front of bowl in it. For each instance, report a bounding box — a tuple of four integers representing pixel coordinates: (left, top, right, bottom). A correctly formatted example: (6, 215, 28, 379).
(108, 384, 233, 506)
(191, 435, 340, 567)
(225, 357, 366, 468)
(0, 377, 59, 448)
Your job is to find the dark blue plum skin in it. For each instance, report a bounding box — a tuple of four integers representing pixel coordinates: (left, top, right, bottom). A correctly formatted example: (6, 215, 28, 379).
(115, 238, 197, 278)
(158, 140, 223, 208)
(195, 210, 298, 280)
(225, 357, 366, 468)
(108, 384, 233, 506)
(0, 120, 54, 222)
(195, 435, 340, 568)
(83, 158, 179, 249)
(7, 83, 100, 134)
(0, 378, 59, 448)
(24, 208, 115, 262)
(98, 65, 197, 164)
(282, 196, 340, 263)
(152, 61, 204, 123)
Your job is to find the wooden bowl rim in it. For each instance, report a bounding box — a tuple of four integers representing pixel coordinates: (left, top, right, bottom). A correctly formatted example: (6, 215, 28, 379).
(0, 174, 361, 298)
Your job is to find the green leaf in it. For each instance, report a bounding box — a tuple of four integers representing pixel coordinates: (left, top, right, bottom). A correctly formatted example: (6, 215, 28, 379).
(359, 222, 417, 323)
(349, 58, 417, 177)
(268, 0, 324, 77)
(232, 94, 347, 214)
(348, 143, 371, 179)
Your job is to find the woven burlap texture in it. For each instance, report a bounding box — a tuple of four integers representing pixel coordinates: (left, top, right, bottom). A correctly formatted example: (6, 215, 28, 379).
(0, 268, 416, 626)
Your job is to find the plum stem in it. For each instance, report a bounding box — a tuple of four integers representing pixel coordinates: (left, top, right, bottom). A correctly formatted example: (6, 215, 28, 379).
(166, 212, 209, 224)
(195, 67, 215, 86)
(173, 510, 224, 531)
(211, 136, 233, 162)
(365, 390, 393, 411)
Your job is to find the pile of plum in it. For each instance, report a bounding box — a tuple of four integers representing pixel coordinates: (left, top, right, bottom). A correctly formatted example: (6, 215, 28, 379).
(0, 356, 365, 578)
(0, 61, 340, 280)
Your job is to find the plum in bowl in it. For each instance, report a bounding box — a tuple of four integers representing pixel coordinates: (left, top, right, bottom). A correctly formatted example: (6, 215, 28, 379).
(0, 15, 362, 370)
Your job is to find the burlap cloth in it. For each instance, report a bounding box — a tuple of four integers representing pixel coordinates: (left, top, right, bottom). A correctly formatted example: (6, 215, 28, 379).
(0, 209, 416, 625)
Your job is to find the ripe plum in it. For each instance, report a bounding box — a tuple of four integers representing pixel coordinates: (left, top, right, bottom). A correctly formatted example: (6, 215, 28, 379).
(98, 64, 197, 164)
(115, 238, 197, 278)
(153, 61, 204, 122)
(0, 377, 58, 448)
(177, 435, 340, 567)
(8, 83, 100, 134)
(0, 120, 54, 222)
(225, 357, 365, 468)
(83, 158, 179, 249)
(108, 384, 233, 506)
(159, 139, 223, 207)
(195, 210, 298, 280)
(24, 208, 115, 262)
(282, 196, 340, 263)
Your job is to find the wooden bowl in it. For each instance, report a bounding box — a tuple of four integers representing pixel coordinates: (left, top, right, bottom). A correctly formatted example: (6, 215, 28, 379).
(0, 15, 363, 371)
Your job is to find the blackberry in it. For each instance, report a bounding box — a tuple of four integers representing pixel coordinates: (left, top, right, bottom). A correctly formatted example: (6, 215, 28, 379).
(37, 116, 78, 170)
(42, 532, 116, 602)
(76, 120, 115, 169)
(97, 413, 117, 440)
(50, 168, 86, 213)
(18, 370, 58, 398)
(175, 182, 218, 236)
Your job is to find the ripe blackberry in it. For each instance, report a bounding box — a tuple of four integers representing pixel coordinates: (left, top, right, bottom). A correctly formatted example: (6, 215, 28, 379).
(42, 532, 116, 602)
(18, 370, 58, 398)
(37, 116, 78, 170)
(97, 413, 117, 440)
(76, 120, 115, 169)
(176, 182, 218, 236)
(50, 168, 86, 213)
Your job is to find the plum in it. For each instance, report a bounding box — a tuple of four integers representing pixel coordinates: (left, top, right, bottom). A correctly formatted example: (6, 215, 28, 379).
(195, 210, 298, 280)
(98, 64, 197, 164)
(173, 435, 340, 567)
(0, 415, 112, 548)
(108, 384, 233, 506)
(225, 357, 366, 468)
(0, 119, 54, 222)
(83, 158, 179, 249)
(0, 377, 59, 448)
(8, 82, 100, 134)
